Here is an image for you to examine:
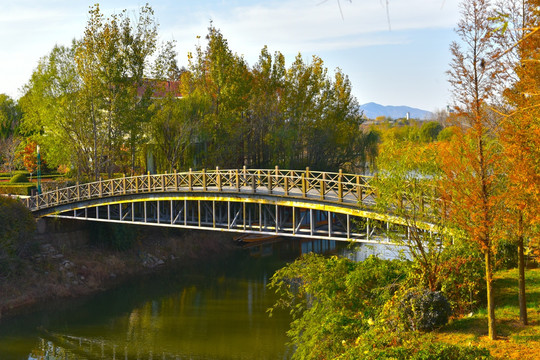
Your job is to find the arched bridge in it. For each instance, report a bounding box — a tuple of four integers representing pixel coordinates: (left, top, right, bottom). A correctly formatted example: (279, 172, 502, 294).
(23, 168, 435, 243)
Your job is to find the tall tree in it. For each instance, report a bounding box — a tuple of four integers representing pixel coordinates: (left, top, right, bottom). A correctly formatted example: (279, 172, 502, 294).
(375, 137, 446, 291)
(187, 25, 252, 168)
(0, 94, 21, 139)
(443, 0, 504, 340)
(496, 0, 540, 326)
(20, 44, 94, 178)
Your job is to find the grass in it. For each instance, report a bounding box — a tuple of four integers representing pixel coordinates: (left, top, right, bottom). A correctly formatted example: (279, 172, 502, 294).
(434, 267, 540, 360)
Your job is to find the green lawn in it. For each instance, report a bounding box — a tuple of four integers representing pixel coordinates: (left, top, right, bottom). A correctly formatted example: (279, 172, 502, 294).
(435, 267, 540, 359)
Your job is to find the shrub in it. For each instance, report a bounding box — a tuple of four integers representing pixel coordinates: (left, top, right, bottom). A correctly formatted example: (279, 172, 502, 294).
(439, 239, 485, 315)
(9, 173, 29, 183)
(0, 184, 37, 196)
(0, 197, 36, 276)
(399, 288, 451, 332)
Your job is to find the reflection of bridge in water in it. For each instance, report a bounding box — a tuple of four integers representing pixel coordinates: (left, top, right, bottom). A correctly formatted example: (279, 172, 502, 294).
(31, 333, 188, 360)
(23, 168, 436, 243)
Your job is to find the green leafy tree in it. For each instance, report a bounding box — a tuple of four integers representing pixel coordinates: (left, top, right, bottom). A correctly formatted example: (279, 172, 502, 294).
(419, 121, 443, 142)
(187, 25, 252, 168)
(374, 138, 447, 291)
(0, 94, 21, 139)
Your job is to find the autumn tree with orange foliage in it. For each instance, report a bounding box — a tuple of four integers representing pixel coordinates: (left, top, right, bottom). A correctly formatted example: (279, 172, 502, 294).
(442, 0, 506, 340)
(496, 0, 540, 326)
(21, 141, 38, 176)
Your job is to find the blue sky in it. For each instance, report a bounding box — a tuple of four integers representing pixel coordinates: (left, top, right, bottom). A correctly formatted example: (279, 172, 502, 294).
(0, 0, 460, 111)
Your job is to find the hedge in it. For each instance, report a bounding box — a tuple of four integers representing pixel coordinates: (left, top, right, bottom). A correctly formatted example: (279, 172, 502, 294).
(0, 184, 37, 196)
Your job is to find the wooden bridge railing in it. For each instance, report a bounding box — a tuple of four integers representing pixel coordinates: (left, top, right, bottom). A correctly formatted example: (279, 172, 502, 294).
(23, 167, 379, 212)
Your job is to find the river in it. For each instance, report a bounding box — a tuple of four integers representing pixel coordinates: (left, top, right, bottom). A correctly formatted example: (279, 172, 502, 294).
(0, 237, 398, 360)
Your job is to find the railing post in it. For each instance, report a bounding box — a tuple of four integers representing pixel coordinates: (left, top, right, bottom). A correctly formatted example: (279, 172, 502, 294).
(147, 171, 151, 192)
(189, 168, 193, 191)
(257, 170, 262, 186)
(302, 173, 306, 198)
(275, 165, 279, 187)
(338, 169, 343, 202)
(56, 186, 59, 205)
(161, 172, 165, 191)
(356, 175, 362, 201)
(135, 176, 139, 193)
(174, 170, 178, 191)
(251, 173, 256, 193)
(88, 183, 91, 199)
(284, 176, 289, 196)
(99, 177, 103, 197)
(243, 165, 247, 187)
(320, 173, 326, 200)
(122, 174, 126, 195)
(236, 169, 240, 192)
(77, 182, 80, 201)
(268, 169, 273, 194)
(216, 166, 222, 191)
(202, 168, 207, 191)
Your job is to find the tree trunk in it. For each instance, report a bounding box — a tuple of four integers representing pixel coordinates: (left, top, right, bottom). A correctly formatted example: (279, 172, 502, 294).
(485, 250, 497, 340)
(518, 214, 528, 325)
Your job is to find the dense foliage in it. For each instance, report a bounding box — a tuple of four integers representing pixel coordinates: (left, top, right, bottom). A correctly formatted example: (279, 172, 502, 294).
(0, 197, 36, 275)
(15, 4, 378, 178)
(269, 252, 490, 359)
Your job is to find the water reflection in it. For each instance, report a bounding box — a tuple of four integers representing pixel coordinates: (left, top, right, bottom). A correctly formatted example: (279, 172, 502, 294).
(1, 238, 390, 360)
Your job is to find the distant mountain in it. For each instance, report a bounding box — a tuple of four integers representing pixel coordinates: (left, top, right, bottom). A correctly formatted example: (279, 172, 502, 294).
(360, 102, 432, 120)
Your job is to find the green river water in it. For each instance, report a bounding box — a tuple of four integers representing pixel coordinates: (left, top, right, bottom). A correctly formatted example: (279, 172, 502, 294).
(0, 238, 396, 360)
(0, 238, 352, 360)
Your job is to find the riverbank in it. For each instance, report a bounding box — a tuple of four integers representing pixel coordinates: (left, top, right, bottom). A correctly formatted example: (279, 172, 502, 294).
(0, 219, 240, 319)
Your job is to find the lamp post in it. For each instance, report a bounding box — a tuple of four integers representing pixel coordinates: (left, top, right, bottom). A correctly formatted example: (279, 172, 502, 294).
(36, 145, 42, 194)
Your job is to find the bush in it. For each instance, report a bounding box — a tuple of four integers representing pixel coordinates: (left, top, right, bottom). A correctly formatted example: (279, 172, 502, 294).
(399, 288, 451, 331)
(9, 173, 29, 183)
(0, 197, 36, 276)
(0, 184, 37, 196)
(439, 240, 485, 315)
